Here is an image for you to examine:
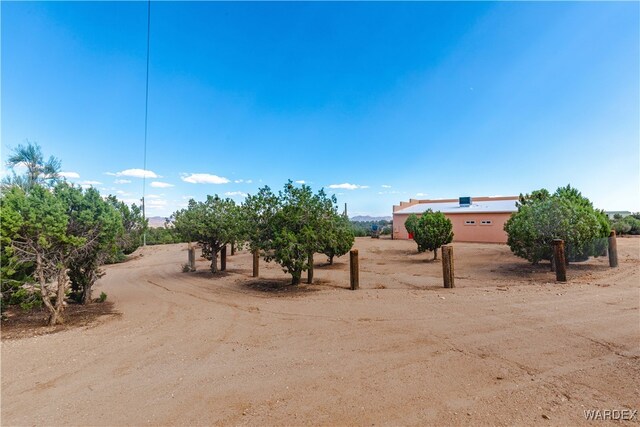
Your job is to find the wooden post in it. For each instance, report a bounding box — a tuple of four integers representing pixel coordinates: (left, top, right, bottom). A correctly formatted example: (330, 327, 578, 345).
(221, 246, 227, 271)
(307, 253, 314, 284)
(608, 230, 618, 268)
(231, 241, 235, 256)
(552, 239, 567, 282)
(349, 249, 359, 290)
(252, 249, 259, 278)
(441, 245, 454, 288)
(188, 247, 196, 272)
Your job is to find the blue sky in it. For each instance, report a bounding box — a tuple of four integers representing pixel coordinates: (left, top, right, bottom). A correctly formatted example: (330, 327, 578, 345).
(2, 1, 638, 217)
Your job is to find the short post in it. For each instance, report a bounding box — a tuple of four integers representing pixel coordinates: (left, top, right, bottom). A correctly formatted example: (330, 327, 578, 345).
(552, 239, 567, 282)
(252, 249, 259, 278)
(188, 247, 196, 272)
(441, 245, 454, 288)
(349, 249, 359, 290)
(231, 241, 235, 256)
(221, 245, 227, 271)
(307, 253, 314, 284)
(608, 230, 618, 268)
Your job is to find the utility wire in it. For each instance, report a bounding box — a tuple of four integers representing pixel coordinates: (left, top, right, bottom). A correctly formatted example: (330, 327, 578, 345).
(142, 0, 151, 246)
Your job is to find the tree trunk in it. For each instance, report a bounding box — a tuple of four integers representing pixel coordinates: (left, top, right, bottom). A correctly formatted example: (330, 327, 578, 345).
(210, 250, 218, 273)
(53, 267, 69, 325)
(36, 253, 58, 325)
(307, 252, 314, 284)
(433, 248, 438, 260)
(291, 272, 301, 286)
(329, 255, 334, 265)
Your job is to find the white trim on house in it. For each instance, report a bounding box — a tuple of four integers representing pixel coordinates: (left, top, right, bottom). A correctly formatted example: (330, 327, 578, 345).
(394, 199, 518, 215)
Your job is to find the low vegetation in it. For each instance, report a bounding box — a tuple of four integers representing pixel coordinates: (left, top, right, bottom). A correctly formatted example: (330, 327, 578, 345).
(404, 210, 454, 259)
(504, 185, 610, 264)
(1, 143, 147, 324)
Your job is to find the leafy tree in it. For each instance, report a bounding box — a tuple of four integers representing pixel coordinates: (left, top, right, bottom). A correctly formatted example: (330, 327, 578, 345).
(409, 209, 453, 259)
(56, 184, 123, 304)
(0, 185, 84, 325)
(106, 196, 147, 256)
(404, 214, 419, 237)
(504, 185, 610, 264)
(3, 142, 61, 190)
(321, 213, 355, 264)
(173, 196, 241, 273)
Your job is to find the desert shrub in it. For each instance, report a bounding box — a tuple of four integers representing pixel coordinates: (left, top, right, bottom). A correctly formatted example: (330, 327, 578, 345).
(409, 210, 453, 259)
(504, 185, 610, 264)
(97, 292, 107, 303)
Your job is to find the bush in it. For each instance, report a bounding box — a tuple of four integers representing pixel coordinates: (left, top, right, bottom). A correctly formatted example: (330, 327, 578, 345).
(97, 292, 107, 303)
(504, 185, 610, 264)
(407, 210, 453, 259)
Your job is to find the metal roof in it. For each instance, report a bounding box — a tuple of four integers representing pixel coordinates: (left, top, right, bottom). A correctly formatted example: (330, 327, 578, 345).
(395, 199, 518, 215)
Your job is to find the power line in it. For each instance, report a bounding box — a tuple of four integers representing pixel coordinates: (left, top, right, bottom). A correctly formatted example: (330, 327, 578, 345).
(142, 0, 151, 246)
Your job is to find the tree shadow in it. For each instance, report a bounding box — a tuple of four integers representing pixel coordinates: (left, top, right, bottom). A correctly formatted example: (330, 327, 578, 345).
(243, 279, 318, 296)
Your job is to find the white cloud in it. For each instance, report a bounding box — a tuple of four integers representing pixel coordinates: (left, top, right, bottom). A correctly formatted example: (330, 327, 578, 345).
(234, 179, 244, 183)
(295, 180, 306, 184)
(328, 183, 369, 190)
(114, 179, 131, 184)
(381, 184, 392, 188)
(80, 180, 102, 186)
(246, 180, 253, 184)
(181, 173, 230, 184)
(416, 193, 428, 197)
(150, 181, 174, 188)
(110, 169, 159, 179)
(146, 194, 163, 199)
(224, 191, 248, 197)
(60, 171, 80, 179)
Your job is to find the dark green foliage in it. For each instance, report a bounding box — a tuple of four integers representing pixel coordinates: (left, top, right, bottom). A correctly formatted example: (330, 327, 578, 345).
(321, 214, 355, 264)
(145, 226, 186, 245)
(106, 196, 147, 256)
(240, 181, 353, 285)
(407, 210, 453, 259)
(504, 185, 611, 264)
(56, 184, 123, 304)
(173, 196, 241, 273)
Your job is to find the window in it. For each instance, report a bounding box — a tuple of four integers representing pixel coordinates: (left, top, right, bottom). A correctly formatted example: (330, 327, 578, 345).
(464, 220, 476, 225)
(480, 220, 493, 225)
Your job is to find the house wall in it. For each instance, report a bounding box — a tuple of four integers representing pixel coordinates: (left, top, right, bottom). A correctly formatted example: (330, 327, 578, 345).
(393, 212, 513, 243)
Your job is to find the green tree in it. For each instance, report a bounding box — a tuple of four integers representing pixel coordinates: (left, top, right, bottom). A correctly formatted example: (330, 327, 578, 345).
(409, 209, 453, 259)
(504, 185, 610, 264)
(56, 184, 123, 304)
(404, 214, 419, 237)
(321, 213, 355, 265)
(3, 142, 61, 190)
(0, 185, 84, 325)
(173, 196, 240, 273)
(106, 196, 147, 256)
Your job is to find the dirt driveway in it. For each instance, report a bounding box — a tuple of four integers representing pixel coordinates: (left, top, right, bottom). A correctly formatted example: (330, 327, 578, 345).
(2, 238, 639, 426)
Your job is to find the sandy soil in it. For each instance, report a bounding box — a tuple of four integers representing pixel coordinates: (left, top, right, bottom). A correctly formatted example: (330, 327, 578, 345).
(2, 237, 639, 426)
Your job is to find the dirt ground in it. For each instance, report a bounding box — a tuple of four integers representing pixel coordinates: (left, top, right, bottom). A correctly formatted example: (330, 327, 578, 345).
(2, 237, 639, 426)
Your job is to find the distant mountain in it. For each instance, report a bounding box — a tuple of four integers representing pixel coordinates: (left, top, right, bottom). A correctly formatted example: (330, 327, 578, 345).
(147, 216, 169, 228)
(350, 215, 392, 222)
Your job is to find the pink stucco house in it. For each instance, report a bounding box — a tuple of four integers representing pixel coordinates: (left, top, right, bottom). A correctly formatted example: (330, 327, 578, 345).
(392, 196, 519, 243)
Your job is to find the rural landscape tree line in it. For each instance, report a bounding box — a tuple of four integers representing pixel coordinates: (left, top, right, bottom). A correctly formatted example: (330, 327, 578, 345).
(0, 143, 627, 326)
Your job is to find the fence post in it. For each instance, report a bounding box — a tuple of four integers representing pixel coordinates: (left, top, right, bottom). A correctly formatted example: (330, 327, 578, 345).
(221, 245, 227, 271)
(188, 247, 196, 272)
(442, 245, 454, 288)
(608, 230, 618, 268)
(552, 239, 567, 282)
(350, 249, 359, 290)
(252, 249, 259, 278)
